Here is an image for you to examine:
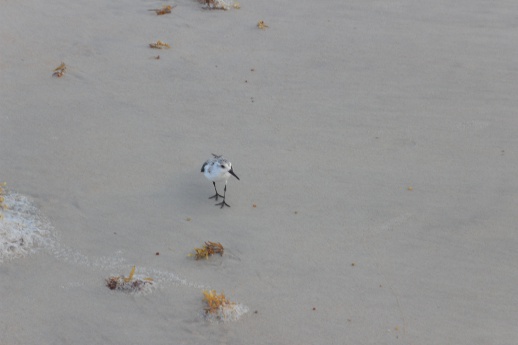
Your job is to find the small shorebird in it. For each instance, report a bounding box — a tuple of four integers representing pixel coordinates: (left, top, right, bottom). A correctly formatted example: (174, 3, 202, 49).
(201, 154, 240, 208)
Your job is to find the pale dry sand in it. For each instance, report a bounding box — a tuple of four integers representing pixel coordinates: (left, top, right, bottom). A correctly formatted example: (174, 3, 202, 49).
(1, 0, 518, 344)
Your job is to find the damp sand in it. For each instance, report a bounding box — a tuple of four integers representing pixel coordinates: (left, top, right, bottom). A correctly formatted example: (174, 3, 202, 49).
(1, 0, 518, 344)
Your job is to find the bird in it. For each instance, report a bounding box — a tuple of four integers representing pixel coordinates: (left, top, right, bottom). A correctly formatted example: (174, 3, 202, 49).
(201, 154, 240, 208)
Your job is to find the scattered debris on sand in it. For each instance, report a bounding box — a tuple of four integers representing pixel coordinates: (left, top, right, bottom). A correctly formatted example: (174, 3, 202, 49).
(202, 290, 249, 321)
(149, 4, 176, 15)
(257, 20, 269, 29)
(53, 62, 66, 77)
(189, 241, 224, 260)
(149, 40, 171, 49)
(106, 266, 155, 293)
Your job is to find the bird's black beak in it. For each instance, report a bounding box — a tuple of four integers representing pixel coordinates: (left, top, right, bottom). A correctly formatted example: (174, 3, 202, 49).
(229, 168, 240, 180)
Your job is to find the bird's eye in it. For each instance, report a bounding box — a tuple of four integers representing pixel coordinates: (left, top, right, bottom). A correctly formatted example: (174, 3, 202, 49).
(220, 165, 225, 168)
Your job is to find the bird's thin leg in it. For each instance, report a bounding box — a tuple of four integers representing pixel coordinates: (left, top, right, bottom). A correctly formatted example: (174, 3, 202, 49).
(208, 181, 223, 200)
(215, 183, 230, 208)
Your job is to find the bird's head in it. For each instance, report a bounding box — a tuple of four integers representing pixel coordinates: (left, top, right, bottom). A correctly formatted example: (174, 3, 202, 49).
(220, 161, 239, 180)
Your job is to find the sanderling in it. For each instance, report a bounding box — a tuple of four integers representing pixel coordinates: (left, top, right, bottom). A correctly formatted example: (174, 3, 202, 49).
(201, 154, 240, 208)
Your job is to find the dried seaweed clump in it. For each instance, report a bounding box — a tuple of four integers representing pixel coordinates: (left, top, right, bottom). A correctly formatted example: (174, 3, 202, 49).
(203, 290, 249, 322)
(190, 241, 224, 260)
(149, 40, 171, 49)
(53, 62, 66, 77)
(149, 4, 176, 15)
(201, 0, 238, 10)
(106, 266, 155, 293)
(257, 20, 269, 30)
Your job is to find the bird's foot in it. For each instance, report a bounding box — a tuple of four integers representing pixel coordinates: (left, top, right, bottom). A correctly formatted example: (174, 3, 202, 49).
(208, 193, 224, 201)
(215, 200, 230, 208)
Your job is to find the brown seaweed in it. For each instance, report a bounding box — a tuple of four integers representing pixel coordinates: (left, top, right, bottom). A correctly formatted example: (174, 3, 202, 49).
(149, 40, 171, 49)
(203, 290, 233, 314)
(53, 62, 66, 77)
(257, 21, 269, 30)
(106, 266, 154, 292)
(190, 241, 224, 260)
(149, 4, 176, 15)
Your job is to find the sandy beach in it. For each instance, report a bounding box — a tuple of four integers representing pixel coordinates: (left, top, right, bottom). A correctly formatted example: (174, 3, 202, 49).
(1, 0, 518, 344)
